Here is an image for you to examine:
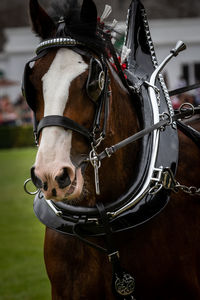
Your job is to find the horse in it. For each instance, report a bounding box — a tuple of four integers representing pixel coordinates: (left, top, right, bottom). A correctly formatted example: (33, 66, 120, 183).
(24, 0, 200, 299)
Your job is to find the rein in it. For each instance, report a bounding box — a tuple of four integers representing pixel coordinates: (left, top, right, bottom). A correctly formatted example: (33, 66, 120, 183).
(97, 105, 200, 162)
(169, 82, 200, 97)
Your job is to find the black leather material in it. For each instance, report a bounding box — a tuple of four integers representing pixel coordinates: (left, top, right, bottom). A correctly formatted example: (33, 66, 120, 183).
(86, 57, 105, 102)
(33, 188, 170, 237)
(22, 50, 48, 111)
(37, 115, 93, 142)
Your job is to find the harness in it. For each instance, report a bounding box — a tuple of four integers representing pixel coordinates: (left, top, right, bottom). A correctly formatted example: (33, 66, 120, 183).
(23, 0, 200, 299)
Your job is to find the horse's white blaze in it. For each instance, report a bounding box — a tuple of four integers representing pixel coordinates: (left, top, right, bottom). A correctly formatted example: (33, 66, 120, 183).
(35, 48, 88, 183)
(42, 48, 87, 117)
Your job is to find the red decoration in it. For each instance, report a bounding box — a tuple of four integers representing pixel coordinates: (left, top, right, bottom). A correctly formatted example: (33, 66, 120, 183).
(97, 17, 128, 80)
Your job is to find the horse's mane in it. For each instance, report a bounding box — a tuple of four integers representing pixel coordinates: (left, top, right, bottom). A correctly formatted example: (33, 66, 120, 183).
(47, 0, 116, 57)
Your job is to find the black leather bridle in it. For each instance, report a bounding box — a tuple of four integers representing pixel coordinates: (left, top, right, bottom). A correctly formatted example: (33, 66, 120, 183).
(22, 43, 111, 150)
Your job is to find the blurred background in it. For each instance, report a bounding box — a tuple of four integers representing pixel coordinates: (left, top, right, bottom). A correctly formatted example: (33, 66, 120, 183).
(0, 0, 200, 118)
(0, 1, 199, 299)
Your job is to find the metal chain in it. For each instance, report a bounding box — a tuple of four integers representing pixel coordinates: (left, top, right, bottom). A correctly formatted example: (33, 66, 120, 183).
(174, 182, 200, 196)
(150, 167, 200, 197)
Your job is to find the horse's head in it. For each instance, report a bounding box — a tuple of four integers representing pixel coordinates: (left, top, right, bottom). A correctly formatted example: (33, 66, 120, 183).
(30, 48, 93, 202)
(26, 0, 139, 204)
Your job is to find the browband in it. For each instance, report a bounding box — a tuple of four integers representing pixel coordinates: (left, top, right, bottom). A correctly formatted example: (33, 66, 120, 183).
(36, 38, 83, 55)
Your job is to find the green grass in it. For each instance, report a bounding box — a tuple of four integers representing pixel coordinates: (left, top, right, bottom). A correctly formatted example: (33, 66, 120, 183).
(0, 148, 51, 300)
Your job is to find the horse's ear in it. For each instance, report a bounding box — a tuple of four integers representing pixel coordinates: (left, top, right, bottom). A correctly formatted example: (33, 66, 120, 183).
(29, 0, 56, 39)
(80, 0, 97, 34)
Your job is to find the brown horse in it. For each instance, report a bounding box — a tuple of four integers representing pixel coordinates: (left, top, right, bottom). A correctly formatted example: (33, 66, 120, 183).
(25, 0, 200, 299)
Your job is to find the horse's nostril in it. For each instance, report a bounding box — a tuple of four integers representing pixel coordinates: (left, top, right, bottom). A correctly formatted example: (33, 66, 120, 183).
(31, 166, 43, 189)
(55, 168, 71, 189)
(43, 182, 48, 191)
(52, 188, 57, 197)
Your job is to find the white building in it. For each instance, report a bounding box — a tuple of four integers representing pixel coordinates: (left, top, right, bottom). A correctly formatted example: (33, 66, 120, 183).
(0, 18, 199, 102)
(0, 27, 39, 102)
(149, 18, 200, 90)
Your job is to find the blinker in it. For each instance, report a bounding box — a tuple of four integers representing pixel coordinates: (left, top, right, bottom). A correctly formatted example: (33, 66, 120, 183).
(21, 62, 35, 111)
(21, 49, 49, 112)
(22, 50, 105, 111)
(86, 57, 105, 102)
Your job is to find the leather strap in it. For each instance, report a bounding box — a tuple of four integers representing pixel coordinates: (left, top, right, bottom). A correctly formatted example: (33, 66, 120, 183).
(98, 106, 200, 161)
(169, 83, 200, 97)
(92, 65, 110, 137)
(37, 115, 93, 142)
(96, 202, 136, 300)
(98, 118, 168, 161)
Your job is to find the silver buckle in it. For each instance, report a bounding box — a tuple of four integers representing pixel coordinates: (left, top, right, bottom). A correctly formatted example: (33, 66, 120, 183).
(149, 167, 177, 195)
(89, 147, 101, 195)
(108, 251, 120, 262)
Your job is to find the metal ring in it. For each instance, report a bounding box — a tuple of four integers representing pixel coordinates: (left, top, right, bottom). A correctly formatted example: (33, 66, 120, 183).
(189, 186, 198, 194)
(24, 178, 39, 195)
(162, 112, 173, 126)
(38, 190, 44, 199)
(149, 184, 163, 195)
(179, 102, 195, 119)
(98, 71, 105, 91)
(89, 149, 101, 168)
